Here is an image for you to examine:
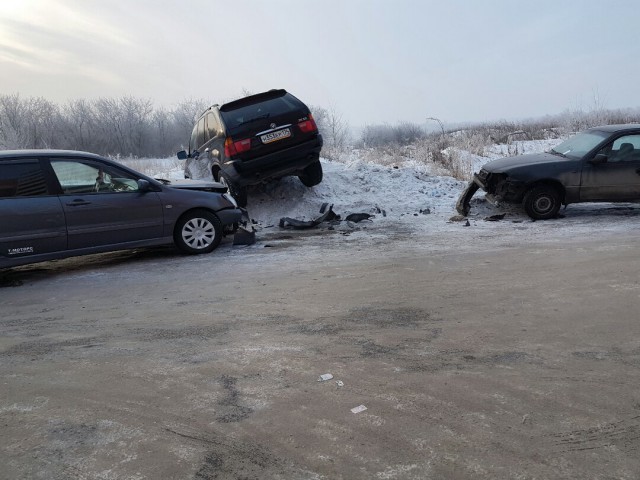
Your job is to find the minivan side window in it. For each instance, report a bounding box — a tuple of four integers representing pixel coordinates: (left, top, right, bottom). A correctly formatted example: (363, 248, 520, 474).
(51, 159, 140, 194)
(0, 160, 49, 198)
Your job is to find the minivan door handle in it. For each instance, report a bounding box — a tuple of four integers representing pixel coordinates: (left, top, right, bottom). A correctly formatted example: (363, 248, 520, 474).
(66, 199, 91, 206)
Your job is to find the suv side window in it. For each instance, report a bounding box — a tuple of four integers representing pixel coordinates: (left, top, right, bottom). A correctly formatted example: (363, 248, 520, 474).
(190, 124, 198, 153)
(0, 160, 49, 197)
(196, 117, 206, 149)
(205, 112, 220, 141)
(50, 159, 140, 194)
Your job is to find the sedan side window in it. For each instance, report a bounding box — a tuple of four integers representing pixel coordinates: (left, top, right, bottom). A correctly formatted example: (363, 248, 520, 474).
(51, 160, 140, 194)
(599, 134, 640, 163)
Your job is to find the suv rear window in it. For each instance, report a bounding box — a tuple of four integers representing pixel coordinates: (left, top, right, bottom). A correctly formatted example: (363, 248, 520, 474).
(0, 160, 49, 197)
(220, 91, 306, 130)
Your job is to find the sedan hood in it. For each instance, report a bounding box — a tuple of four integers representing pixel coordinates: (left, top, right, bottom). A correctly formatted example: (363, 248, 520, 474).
(157, 178, 228, 193)
(483, 152, 568, 172)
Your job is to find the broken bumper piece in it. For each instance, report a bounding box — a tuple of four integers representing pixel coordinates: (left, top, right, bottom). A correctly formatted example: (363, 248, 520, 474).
(279, 204, 340, 229)
(455, 180, 480, 216)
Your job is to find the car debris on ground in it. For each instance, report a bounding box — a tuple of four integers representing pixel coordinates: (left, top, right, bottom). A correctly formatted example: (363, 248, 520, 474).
(279, 204, 376, 230)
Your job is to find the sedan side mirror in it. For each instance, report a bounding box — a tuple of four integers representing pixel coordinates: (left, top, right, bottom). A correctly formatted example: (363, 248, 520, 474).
(177, 150, 188, 160)
(590, 153, 608, 164)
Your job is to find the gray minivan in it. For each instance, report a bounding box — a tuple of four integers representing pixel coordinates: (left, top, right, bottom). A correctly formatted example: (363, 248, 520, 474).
(0, 150, 243, 269)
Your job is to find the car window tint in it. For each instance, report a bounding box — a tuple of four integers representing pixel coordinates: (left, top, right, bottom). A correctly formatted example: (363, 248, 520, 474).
(51, 159, 140, 194)
(0, 160, 49, 197)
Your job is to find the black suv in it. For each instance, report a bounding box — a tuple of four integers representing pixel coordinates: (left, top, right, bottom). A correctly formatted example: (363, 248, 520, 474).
(457, 124, 640, 220)
(177, 89, 323, 207)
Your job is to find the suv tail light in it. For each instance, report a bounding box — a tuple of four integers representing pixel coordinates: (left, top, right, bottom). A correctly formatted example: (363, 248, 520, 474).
(224, 137, 252, 157)
(298, 114, 318, 134)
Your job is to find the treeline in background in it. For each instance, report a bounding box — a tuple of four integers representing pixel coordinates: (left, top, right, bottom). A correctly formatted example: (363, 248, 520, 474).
(1, 92, 639, 176)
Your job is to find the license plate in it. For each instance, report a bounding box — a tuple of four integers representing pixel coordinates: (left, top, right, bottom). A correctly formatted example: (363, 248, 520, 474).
(261, 128, 291, 144)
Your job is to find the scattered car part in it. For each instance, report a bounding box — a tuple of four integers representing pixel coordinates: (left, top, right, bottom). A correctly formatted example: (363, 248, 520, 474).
(279, 204, 340, 229)
(345, 213, 372, 223)
(484, 213, 506, 222)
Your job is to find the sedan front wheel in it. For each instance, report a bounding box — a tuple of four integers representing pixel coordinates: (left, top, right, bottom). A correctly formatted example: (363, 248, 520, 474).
(523, 185, 562, 220)
(174, 210, 222, 254)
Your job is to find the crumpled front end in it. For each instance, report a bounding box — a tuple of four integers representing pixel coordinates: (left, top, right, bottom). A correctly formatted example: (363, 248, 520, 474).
(456, 169, 526, 216)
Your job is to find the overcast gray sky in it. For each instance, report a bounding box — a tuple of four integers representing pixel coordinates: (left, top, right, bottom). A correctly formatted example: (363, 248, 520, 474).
(0, 0, 638, 126)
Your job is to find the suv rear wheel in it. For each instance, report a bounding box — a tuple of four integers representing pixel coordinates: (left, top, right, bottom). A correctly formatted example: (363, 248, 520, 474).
(523, 185, 561, 220)
(298, 160, 323, 187)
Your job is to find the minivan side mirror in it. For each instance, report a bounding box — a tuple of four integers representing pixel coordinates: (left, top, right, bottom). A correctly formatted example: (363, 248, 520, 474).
(177, 150, 188, 160)
(590, 153, 608, 164)
(137, 179, 152, 192)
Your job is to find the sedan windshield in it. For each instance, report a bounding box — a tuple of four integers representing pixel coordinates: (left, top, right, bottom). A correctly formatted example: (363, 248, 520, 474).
(550, 131, 608, 159)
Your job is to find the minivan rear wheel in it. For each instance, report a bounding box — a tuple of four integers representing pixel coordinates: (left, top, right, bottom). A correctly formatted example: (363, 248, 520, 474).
(174, 210, 222, 254)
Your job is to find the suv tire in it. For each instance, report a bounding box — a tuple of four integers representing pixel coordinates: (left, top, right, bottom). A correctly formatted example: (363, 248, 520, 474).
(523, 185, 561, 220)
(298, 160, 323, 187)
(218, 171, 248, 208)
(174, 209, 222, 254)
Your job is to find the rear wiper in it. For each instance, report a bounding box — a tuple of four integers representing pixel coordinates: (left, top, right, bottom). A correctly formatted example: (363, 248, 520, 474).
(238, 113, 270, 126)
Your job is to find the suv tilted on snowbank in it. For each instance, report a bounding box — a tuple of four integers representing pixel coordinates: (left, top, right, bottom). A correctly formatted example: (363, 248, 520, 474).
(177, 89, 323, 207)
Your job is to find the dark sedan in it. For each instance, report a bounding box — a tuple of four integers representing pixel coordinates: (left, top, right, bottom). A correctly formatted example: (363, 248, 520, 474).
(0, 150, 243, 269)
(457, 124, 640, 219)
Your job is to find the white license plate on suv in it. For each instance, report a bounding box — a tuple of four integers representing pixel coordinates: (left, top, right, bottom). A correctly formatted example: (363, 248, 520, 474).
(261, 128, 291, 144)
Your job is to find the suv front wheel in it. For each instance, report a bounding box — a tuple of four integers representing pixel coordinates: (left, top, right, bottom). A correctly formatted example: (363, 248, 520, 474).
(216, 170, 248, 208)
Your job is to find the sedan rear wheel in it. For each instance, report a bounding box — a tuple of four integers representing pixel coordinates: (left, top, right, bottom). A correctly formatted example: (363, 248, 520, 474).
(523, 185, 562, 220)
(174, 210, 222, 254)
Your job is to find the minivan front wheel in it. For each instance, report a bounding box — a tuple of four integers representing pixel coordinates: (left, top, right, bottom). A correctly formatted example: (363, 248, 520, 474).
(174, 210, 222, 254)
(523, 185, 561, 220)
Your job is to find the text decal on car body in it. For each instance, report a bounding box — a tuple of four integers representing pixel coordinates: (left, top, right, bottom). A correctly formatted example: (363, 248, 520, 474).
(261, 128, 291, 144)
(8, 247, 34, 255)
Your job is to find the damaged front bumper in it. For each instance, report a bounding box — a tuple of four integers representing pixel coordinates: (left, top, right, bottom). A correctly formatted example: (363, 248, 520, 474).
(456, 172, 526, 216)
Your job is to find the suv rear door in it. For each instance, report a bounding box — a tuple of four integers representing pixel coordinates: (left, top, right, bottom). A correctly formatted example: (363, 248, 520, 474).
(0, 157, 67, 264)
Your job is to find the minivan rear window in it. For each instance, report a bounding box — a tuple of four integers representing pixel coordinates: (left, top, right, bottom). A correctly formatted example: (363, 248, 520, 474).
(0, 161, 48, 197)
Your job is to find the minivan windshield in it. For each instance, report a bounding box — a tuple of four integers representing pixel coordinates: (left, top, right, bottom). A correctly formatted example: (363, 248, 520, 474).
(550, 131, 608, 159)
